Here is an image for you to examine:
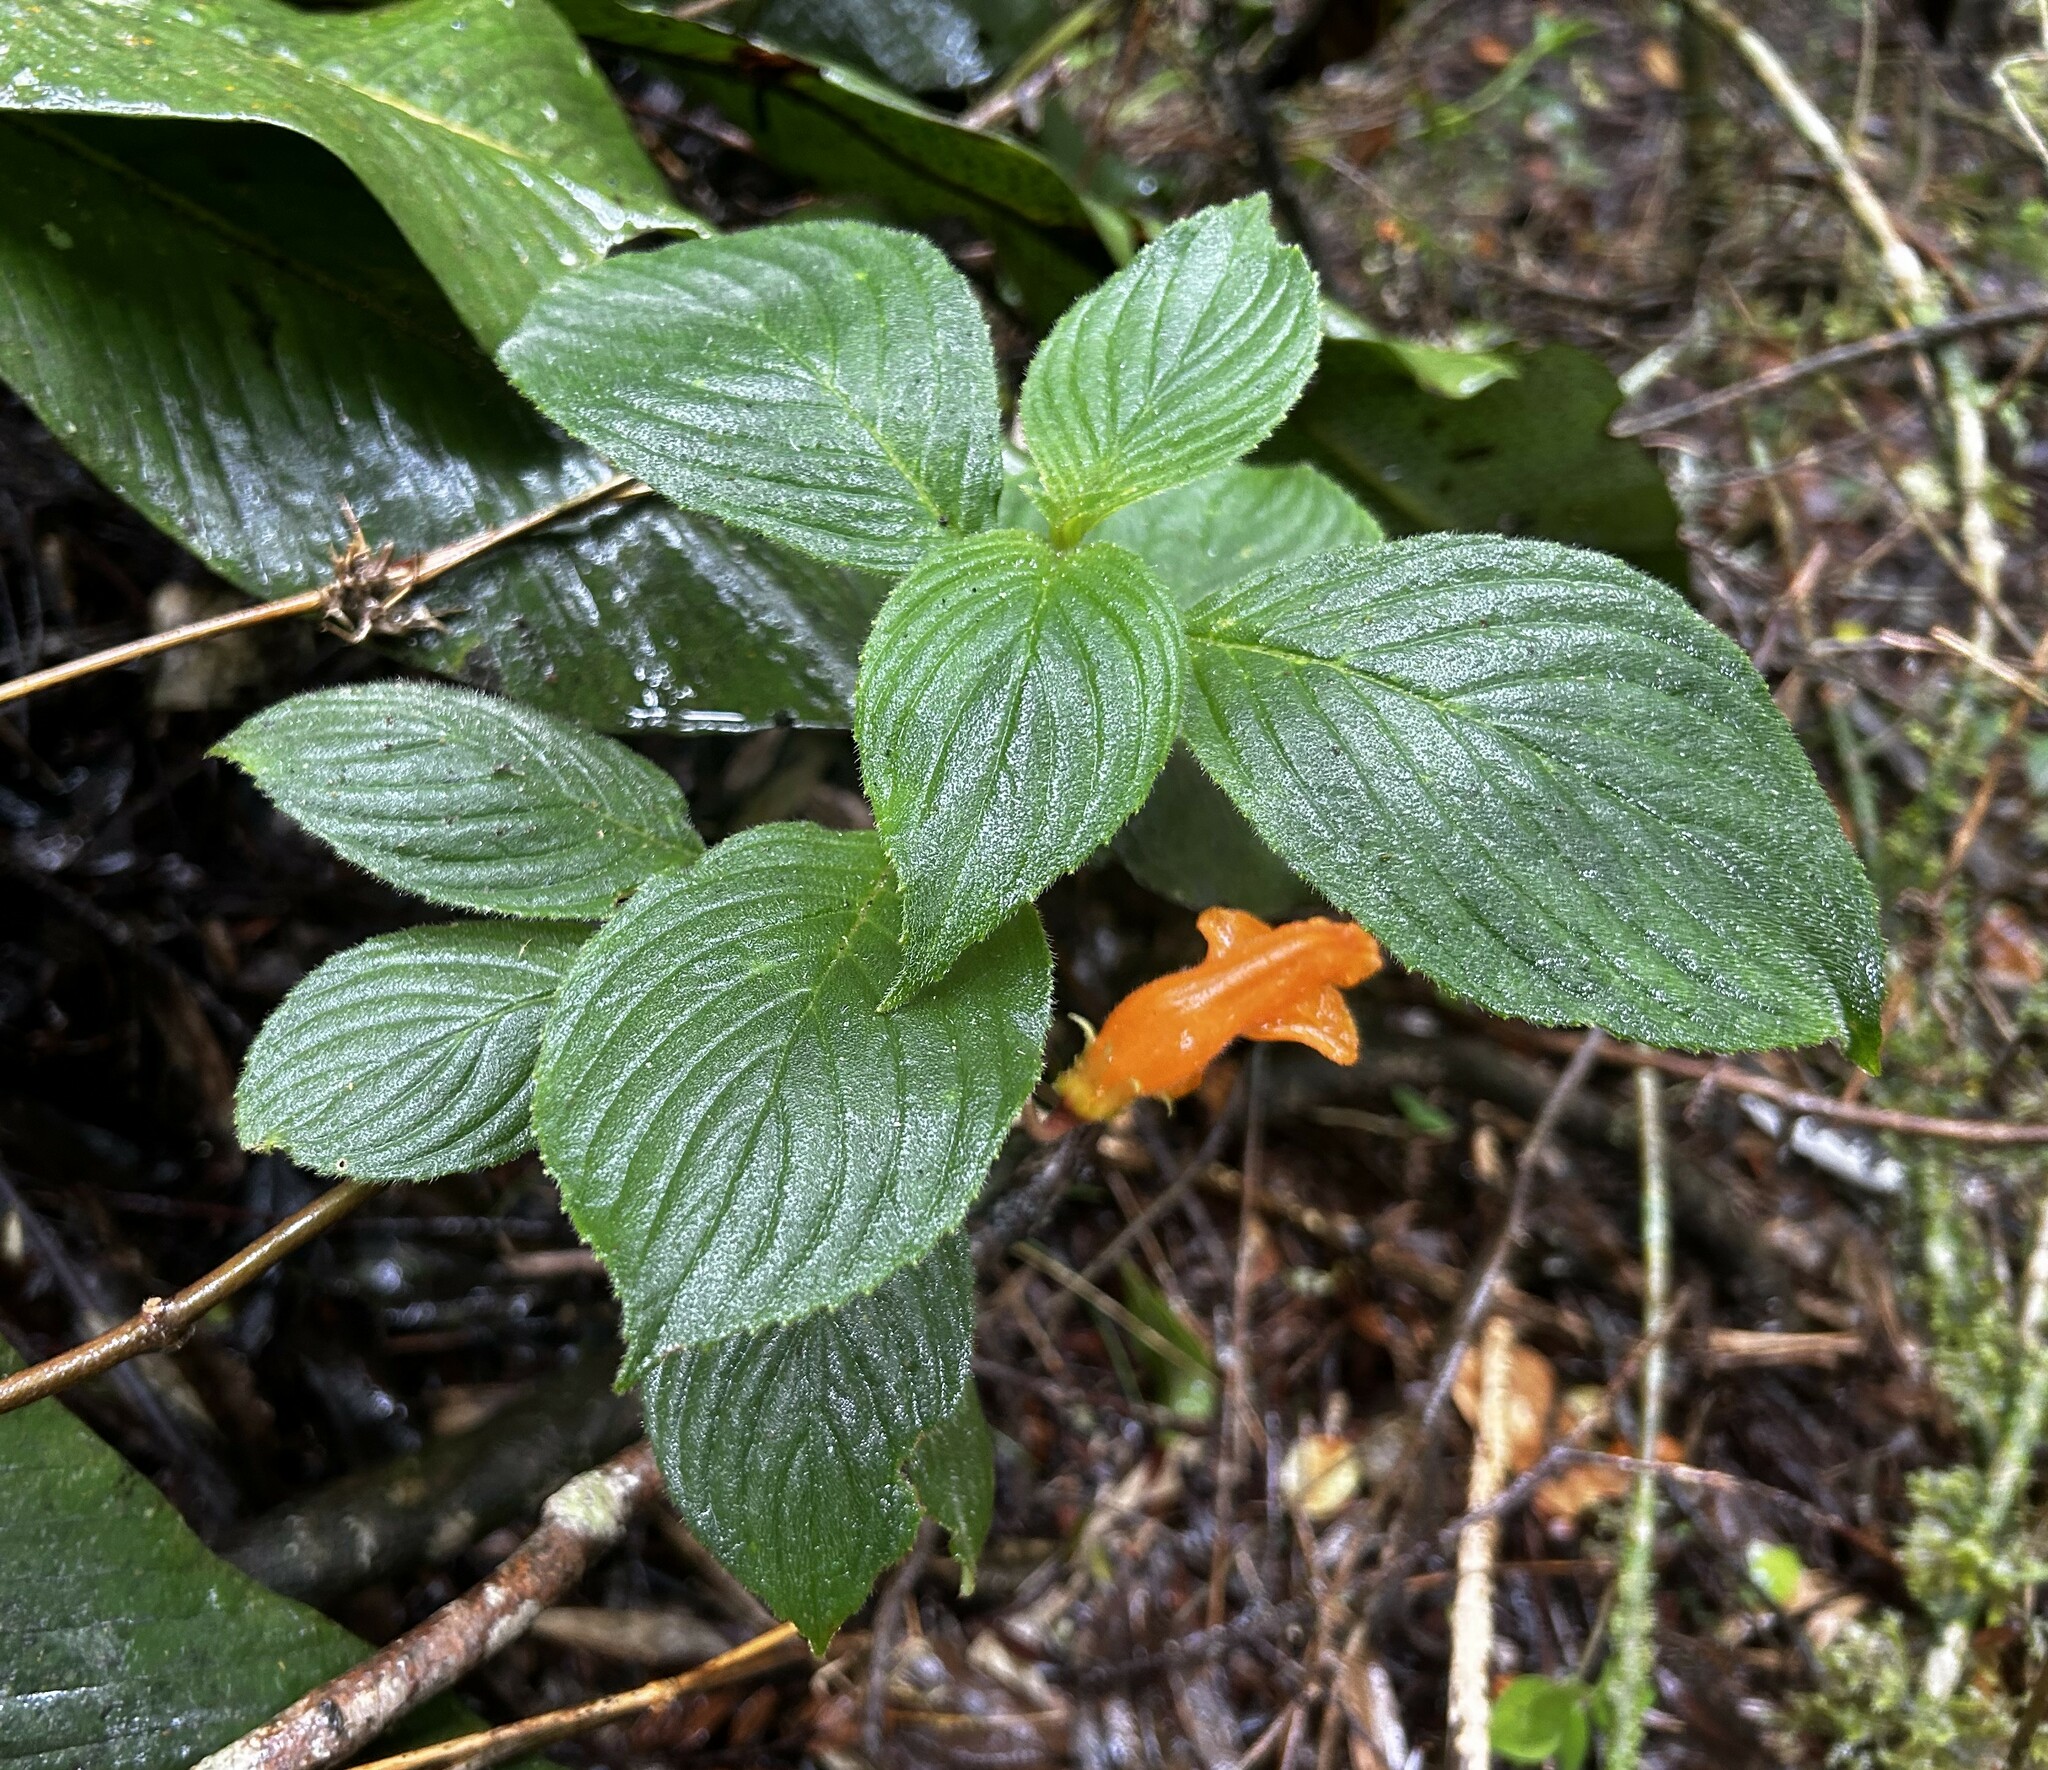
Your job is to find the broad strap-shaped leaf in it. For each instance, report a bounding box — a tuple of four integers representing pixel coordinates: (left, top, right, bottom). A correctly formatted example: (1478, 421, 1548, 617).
(0, 115, 880, 733)
(552, 1, 1110, 329)
(642, 1235, 983, 1649)
(0, 1343, 494, 1770)
(236, 922, 586, 1182)
(534, 825, 1051, 1357)
(1182, 538, 1886, 1065)
(217, 682, 700, 919)
(503, 222, 1004, 573)
(1019, 197, 1320, 543)
(858, 531, 1184, 1003)
(0, 0, 696, 348)
(1093, 464, 1383, 606)
(1270, 339, 1686, 585)
(721, 0, 990, 90)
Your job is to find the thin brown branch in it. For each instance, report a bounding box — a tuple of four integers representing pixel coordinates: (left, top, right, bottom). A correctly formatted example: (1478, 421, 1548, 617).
(0, 1179, 374, 1417)
(1508, 1029, 2048, 1144)
(348, 1623, 810, 1770)
(1613, 297, 2048, 435)
(1414, 1032, 1605, 1443)
(197, 1442, 666, 1770)
(0, 472, 647, 709)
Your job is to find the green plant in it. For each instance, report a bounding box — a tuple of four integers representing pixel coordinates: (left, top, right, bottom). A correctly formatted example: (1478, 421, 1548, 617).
(211, 195, 1885, 1648)
(1490, 1673, 1606, 1770)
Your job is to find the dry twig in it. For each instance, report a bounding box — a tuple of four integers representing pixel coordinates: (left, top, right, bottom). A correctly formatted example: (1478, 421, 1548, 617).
(0, 1179, 373, 1417)
(348, 1623, 810, 1770)
(196, 1443, 665, 1770)
(1448, 1314, 1516, 1770)
(1614, 296, 2048, 435)
(0, 473, 646, 708)
(1415, 1031, 1605, 1442)
(1511, 1030, 2048, 1144)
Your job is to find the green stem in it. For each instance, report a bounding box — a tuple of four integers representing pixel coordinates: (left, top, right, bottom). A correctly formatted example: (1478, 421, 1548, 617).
(1604, 1068, 1670, 1770)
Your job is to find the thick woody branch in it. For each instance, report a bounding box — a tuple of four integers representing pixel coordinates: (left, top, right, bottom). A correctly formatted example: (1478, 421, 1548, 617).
(197, 1442, 665, 1770)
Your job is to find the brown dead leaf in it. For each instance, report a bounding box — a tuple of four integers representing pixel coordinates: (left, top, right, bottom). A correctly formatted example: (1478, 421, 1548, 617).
(1452, 1339, 1556, 1474)
(1469, 32, 1514, 67)
(1641, 39, 1682, 90)
(1978, 901, 2044, 990)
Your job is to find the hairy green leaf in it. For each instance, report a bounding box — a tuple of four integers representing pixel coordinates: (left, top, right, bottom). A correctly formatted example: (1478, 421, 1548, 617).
(534, 824, 1051, 1358)
(1093, 465, 1383, 606)
(1093, 466, 1372, 915)
(554, 1, 1108, 327)
(859, 531, 1183, 1001)
(0, 1344, 500, 1770)
(643, 1235, 979, 1649)
(1184, 538, 1885, 1065)
(503, 223, 1003, 573)
(1020, 197, 1320, 541)
(0, 0, 695, 348)
(217, 682, 700, 919)
(236, 922, 586, 1181)
(903, 1379, 994, 1593)
(1113, 747, 1318, 921)
(0, 116, 881, 732)
(1271, 340, 1686, 584)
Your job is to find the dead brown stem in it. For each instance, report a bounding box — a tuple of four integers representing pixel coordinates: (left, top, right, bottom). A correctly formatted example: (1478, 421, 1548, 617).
(1414, 1031, 1606, 1443)
(1614, 296, 2048, 435)
(1509, 1030, 2048, 1144)
(0, 473, 646, 708)
(348, 1622, 810, 1770)
(196, 1442, 665, 1770)
(0, 1179, 374, 1417)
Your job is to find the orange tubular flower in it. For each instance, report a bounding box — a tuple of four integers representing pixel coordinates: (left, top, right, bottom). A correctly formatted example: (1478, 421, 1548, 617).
(1052, 908, 1384, 1123)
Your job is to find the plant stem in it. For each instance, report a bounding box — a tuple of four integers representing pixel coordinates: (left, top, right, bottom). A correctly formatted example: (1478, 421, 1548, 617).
(1448, 1313, 1515, 1770)
(0, 472, 646, 708)
(0, 1179, 373, 1417)
(1604, 1068, 1670, 1770)
(197, 1443, 668, 1770)
(1924, 1188, 2048, 1703)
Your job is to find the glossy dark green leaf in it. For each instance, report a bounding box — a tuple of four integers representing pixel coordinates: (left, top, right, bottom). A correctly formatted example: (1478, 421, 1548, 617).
(720, 0, 990, 90)
(643, 1235, 979, 1649)
(1093, 464, 1383, 607)
(858, 531, 1184, 1002)
(534, 824, 1051, 1359)
(1270, 340, 1686, 584)
(503, 223, 1003, 574)
(217, 682, 701, 919)
(553, 0, 1109, 327)
(1184, 537, 1886, 1065)
(1020, 198, 1321, 542)
(236, 922, 586, 1181)
(0, 0, 695, 349)
(0, 115, 883, 732)
(0, 1343, 496, 1770)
